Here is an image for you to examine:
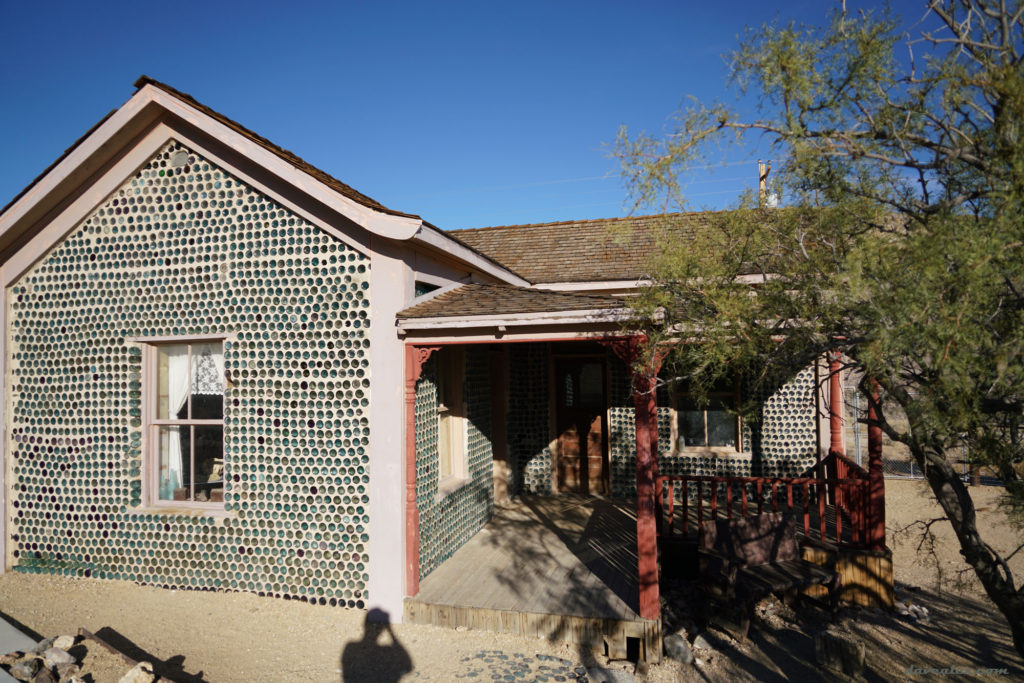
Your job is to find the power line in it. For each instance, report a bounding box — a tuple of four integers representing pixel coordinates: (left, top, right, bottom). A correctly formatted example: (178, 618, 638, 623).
(404, 159, 764, 200)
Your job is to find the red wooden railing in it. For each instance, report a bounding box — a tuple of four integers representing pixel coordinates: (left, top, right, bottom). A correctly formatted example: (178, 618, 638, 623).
(823, 450, 868, 508)
(654, 473, 872, 549)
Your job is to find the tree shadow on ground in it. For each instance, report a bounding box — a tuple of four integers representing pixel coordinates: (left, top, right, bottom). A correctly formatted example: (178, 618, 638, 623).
(661, 579, 1022, 681)
(459, 495, 645, 671)
(339, 608, 411, 682)
(0, 611, 43, 642)
(93, 626, 207, 682)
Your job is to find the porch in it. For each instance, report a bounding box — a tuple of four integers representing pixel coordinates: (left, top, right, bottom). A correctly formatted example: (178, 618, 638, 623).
(396, 286, 891, 655)
(403, 495, 663, 662)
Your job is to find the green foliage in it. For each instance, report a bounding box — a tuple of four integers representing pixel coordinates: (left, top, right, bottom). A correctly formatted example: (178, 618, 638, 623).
(617, 2, 1024, 652)
(619, 0, 1024, 488)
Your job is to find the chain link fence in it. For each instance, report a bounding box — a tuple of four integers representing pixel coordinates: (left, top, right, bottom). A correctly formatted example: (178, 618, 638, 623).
(842, 387, 973, 481)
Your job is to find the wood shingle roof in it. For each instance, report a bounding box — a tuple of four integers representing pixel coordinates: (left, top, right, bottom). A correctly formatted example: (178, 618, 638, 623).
(448, 212, 715, 284)
(397, 283, 624, 319)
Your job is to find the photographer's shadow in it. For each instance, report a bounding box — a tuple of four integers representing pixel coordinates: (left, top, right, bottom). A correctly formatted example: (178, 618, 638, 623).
(340, 608, 412, 682)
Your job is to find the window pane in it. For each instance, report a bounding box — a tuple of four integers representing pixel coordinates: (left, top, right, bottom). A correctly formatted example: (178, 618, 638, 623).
(578, 362, 603, 409)
(194, 426, 224, 502)
(707, 397, 735, 447)
(191, 343, 224, 420)
(157, 426, 184, 500)
(157, 345, 189, 420)
(677, 409, 705, 448)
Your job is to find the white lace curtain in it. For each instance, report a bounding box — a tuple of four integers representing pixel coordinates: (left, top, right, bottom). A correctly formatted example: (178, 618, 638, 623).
(159, 343, 224, 500)
(161, 347, 190, 499)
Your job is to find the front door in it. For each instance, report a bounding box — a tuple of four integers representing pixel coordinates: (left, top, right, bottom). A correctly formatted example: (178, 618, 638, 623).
(555, 358, 608, 494)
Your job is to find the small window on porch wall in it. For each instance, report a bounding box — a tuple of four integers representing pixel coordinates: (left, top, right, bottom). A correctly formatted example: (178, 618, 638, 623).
(415, 281, 441, 298)
(144, 339, 226, 508)
(436, 347, 468, 487)
(672, 377, 741, 452)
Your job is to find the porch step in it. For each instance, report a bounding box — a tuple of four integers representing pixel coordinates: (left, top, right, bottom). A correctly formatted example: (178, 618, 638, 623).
(403, 598, 663, 664)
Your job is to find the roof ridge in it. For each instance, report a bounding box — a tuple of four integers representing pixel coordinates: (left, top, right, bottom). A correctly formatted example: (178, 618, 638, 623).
(449, 210, 724, 234)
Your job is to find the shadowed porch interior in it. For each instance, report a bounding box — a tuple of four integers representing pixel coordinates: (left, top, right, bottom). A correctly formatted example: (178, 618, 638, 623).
(403, 495, 662, 661)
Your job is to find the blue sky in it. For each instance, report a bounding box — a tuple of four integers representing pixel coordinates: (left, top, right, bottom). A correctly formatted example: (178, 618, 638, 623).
(1, 0, 891, 230)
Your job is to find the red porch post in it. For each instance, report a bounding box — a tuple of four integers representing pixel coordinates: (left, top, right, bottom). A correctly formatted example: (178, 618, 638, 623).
(866, 381, 886, 550)
(829, 352, 845, 456)
(602, 336, 662, 621)
(405, 344, 441, 597)
(633, 372, 660, 620)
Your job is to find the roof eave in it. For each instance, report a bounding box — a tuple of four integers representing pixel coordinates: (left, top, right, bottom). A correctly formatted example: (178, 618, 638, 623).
(0, 82, 427, 256)
(138, 84, 424, 240)
(396, 307, 634, 330)
(0, 88, 162, 253)
(409, 223, 530, 287)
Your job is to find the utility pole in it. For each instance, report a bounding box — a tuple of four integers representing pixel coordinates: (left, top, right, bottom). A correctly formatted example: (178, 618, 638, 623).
(758, 160, 772, 207)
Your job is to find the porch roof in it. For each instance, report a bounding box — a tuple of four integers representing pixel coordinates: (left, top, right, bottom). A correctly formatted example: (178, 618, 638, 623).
(397, 283, 625, 319)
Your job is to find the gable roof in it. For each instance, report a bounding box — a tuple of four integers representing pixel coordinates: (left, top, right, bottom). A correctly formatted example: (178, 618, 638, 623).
(448, 212, 717, 284)
(397, 283, 623, 319)
(133, 77, 418, 220)
(0, 110, 118, 218)
(0, 77, 532, 286)
(1, 77, 416, 221)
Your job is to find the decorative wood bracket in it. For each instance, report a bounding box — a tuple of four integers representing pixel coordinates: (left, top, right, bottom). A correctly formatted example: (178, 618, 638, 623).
(599, 336, 644, 367)
(408, 346, 442, 385)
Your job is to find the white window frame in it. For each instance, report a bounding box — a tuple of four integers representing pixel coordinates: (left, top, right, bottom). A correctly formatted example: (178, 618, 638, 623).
(669, 377, 744, 455)
(135, 334, 230, 511)
(436, 347, 469, 497)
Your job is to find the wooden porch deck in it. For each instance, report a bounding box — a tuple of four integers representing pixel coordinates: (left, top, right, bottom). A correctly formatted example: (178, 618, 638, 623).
(404, 495, 662, 661)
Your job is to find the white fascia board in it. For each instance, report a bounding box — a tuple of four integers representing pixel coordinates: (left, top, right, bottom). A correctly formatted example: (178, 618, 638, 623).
(2, 124, 175, 286)
(0, 85, 423, 250)
(0, 122, 381, 286)
(157, 124, 377, 258)
(397, 307, 633, 330)
(410, 224, 529, 287)
(397, 329, 626, 344)
(0, 90, 156, 238)
(142, 86, 423, 241)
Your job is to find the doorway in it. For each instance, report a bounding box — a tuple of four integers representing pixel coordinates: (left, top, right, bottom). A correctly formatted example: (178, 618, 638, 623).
(554, 356, 608, 494)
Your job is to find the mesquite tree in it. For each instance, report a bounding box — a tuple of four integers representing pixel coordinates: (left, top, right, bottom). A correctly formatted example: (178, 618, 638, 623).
(615, 1, 1024, 657)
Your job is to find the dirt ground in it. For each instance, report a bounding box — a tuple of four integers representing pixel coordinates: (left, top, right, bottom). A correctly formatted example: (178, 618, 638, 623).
(675, 478, 1024, 681)
(0, 477, 1021, 681)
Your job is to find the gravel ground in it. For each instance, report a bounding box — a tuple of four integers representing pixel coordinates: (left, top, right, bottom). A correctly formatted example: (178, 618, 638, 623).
(0, 478, 1019, 681)
(0, 572, 685, 681)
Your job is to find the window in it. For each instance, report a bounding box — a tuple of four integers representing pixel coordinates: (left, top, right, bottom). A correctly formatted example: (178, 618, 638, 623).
(436, 347, 468, 488)
(672, 377, 742, 452)
(414, 281, 441, 298)
(142, 338, 226, 507)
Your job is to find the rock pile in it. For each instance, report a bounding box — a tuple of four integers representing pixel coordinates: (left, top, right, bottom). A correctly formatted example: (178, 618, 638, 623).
(1, 635, 82, 683)
(0, 634, 158, 683)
